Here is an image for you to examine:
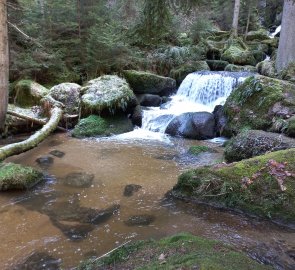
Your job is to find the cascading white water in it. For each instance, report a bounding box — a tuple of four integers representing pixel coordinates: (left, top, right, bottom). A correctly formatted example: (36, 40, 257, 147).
(115, 71, 252, 141)
(270, 25, 281, 39)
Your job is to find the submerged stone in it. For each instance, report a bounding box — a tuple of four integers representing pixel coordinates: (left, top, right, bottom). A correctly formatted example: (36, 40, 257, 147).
(36, 155, 54, 169)
(0, 163, 43, 191)
(62, 172, 94, 188)
(124, 214, 155, 226)
(123, 184, 142, 197)
(49, 150, 65, 158)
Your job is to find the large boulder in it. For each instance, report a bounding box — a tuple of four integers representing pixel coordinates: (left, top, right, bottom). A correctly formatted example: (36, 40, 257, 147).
(245, 29, 270, 41)
(12, 80, 48, 107)
(81, 75, 137, 116)
(137, 94, 162, 107)
(224, 75, 295, 135)
(280, 62, 295, 83)
(224, 130, 295, 162)
(47, 83, 81, 114)
(221, 40, 256, 66)
(224, 64, 257, 72)
(256, 60, 277, 78)
(165, 112, 215, 139)
(123, 70, 176, 96)
(71, 114, 133, 138)
(0, 163, 43, 191)
(172, 148, 295, 225)
(169, 61, 210, 85)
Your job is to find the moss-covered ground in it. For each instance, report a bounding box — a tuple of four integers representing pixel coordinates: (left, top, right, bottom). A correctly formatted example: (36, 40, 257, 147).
(78, 233, 272, 270)
(172, 148, 295, 225)
(188, 145, 216, 156)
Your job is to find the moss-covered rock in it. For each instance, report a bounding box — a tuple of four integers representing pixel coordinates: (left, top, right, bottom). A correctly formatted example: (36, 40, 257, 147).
(225, 64, 257, 72)
(221, 40, 257, 66)
(123, 70, 176, 96)
(256, 60, 277, 78)
(188, 145, 216, 155)
(81, 75, 137, 116)
(172, 148, 295, 224)
(71, 114, 133, 138)
(280, 61, 295, 83)
(12, 80, 48, 107)
(0, 163, 43, 191)
(224, 130, 295, 162)
(78, 232, 272, 270)
(169, 61, 210, 85)
(286, 116, 295, 138)
(224, 75, 295, 135)
(206, 60, 229, 71)
(246, 29, 270, 41)
(47, 83, 81, 114)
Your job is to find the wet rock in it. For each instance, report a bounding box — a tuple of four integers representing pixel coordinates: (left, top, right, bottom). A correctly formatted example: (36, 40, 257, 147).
(12, 252, 61, 270)
(137, 94, 162, 107)
(36, 156, 54, 169)
(213, 105, 227, 136)
(124, 214, 155, 226)
(49, 150, 65, 158)
(62, 172, 94, 188)
(131, 105, 142, 127)
(123, 184, 142, 197)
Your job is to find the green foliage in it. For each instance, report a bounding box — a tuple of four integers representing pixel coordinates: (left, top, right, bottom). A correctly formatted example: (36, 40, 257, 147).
(190, 17, 216, 44)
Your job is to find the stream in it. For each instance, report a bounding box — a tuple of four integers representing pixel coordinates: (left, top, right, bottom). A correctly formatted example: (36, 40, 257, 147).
(1, 71, 295, 269)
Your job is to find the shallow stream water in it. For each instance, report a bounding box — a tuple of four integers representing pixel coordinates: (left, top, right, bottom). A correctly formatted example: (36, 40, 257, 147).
(0, 133, 294, 270)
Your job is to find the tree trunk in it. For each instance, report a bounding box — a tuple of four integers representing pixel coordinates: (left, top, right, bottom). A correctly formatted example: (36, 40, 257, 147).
(276, 0, 295, 71)
(0, 107, 63, 161)
(232, 0, 241, 36)
(0, 0, 9, 133)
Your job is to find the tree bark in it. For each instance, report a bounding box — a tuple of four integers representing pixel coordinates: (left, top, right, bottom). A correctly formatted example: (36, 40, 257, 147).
(0, 0, 9, 133)
(232, 0, 241, 37)
(276, 0, 295, 71)
(0, 107, 63, 161)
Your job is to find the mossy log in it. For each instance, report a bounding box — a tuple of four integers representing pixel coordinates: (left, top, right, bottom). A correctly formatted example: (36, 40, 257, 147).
(0, 107, 63, 161)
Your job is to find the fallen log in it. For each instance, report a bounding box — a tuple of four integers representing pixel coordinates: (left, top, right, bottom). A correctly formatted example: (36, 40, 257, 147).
(7, 110, 67, 132)
(0, 107, 63, 161)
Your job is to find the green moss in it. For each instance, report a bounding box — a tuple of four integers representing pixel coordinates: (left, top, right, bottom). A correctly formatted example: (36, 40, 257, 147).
(206, 60, 229, 71)
(224, 64, 257, 72)
(286, 116, 295, 138)
(78, 233, 272, 270)
(72, 114, 133, 138)
(188, 145, 215, 155)
(246, 29, 270, 41)
(173, 148, 295, 224)
(0, 163, 43, 191)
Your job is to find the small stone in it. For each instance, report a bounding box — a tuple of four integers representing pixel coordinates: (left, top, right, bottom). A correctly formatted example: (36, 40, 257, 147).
(49, 150, 65, 158)
(124, 214, 155, 226)
(123, 184, 142, 197)
(36, 156, 54, 169)
(62, 172, 94, 188)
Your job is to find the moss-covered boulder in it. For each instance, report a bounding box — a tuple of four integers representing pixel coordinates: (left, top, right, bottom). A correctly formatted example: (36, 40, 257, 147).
(12, 80, 48, 107)
(123, 70, 176, 96)
(47, 83, 81, 114)
(169, 61, 210, 85)
(246, 29, 270, 41)
(0, 163, 43, 191)
(81, 75, 137, 116)
(206, 60, 229, 71)
(71, 114, 133, 138)
(280, 62, 295, 83)
(225, 130, 295, 162)
(256, 60, 277, 78)
(225, 64, 257, 72)
(221, 40, 256, 66)
(224, 75, 295, 135)
(286, 116, 295, 138)
(172, 148, 295, 224)
(78, 232, 272, 270)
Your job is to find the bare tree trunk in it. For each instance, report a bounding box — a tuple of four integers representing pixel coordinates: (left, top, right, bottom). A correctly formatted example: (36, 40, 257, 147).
(232, 0, 241, 37)
(276, 0, 295, 71)
(0, 0, 8, 133)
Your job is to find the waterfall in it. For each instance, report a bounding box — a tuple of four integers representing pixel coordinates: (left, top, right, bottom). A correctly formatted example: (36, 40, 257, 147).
(141, 71, 251, 133)
(270, 25, 281, 38)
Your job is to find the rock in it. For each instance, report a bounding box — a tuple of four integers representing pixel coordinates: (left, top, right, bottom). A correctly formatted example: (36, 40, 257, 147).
(247, 42, 269, 54)
(206, 60, 229, 71)
(130, 105, 142, 127)
(123, 184, 142, 197)
(212, 105, 227, 136)
(286, 116, 295, 138)
(12, 80, 48, 107)
(256, 60, 277, 78)
(0, 163, 43, 191)
(165, 112, 215, 140)
(280, 62, 295, 83)
(47, 83, 81, 114)
(169, 61, 210, 85)
(246, 29, 270, 41)
(81, 75, 137, 116)
(62, 172, 94, 188)
(221, 40, 256, 66)
(49, 150, 65, 158)
(224, 130, 295, 162)
(124, 214, 155, 226)
(172, 148, 295, 224)
(36, 156, 54, 169)
(224, 75, 295, 135)
(224, 64, 257, 72)
(71, 114, 133, 138)
(123, 70, 176, 96)
(12, 252, 61, 270)
(137, 94, 162, 107)
(188, 145, 216, 156)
